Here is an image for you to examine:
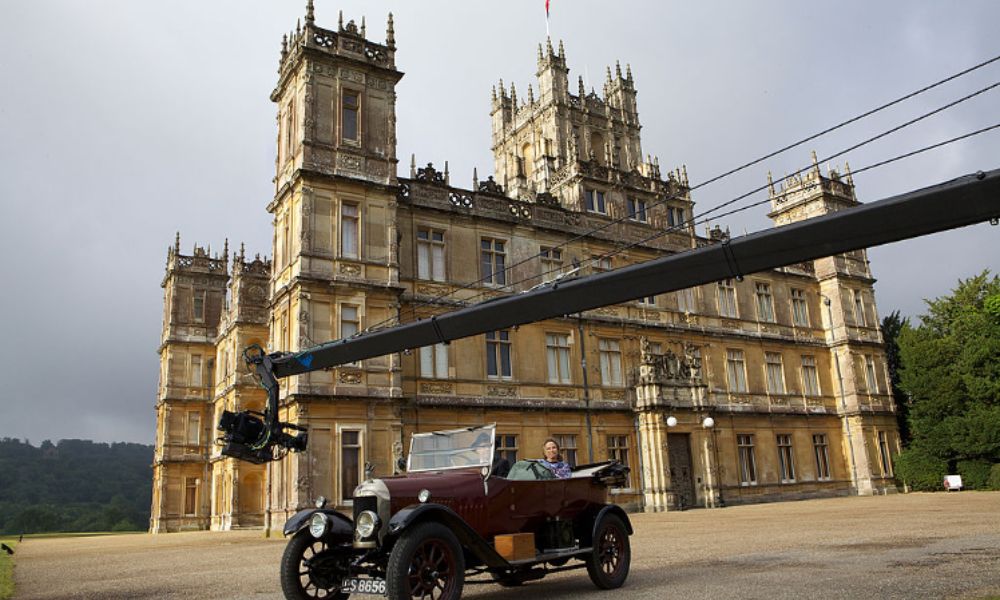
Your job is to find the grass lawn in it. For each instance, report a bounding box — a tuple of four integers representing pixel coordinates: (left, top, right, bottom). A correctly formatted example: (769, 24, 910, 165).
(0, 537, 15, 600)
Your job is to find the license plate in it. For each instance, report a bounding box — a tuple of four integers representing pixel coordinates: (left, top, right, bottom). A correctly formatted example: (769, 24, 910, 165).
(342, 577, 387, 596)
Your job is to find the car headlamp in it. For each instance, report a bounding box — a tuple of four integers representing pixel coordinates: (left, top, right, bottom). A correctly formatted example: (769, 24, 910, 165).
(356, 510, 379, 539)
(309, 513, 329, 538)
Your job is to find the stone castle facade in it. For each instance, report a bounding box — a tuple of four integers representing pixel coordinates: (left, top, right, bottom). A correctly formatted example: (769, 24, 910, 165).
(150, 4, 900, 532)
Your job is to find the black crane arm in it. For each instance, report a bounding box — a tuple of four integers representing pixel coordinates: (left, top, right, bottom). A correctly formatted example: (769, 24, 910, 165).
(219, 168, 1000, 462)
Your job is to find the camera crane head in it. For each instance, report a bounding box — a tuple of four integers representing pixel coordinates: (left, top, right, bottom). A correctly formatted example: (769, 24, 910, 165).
(215, 345, 308, 464)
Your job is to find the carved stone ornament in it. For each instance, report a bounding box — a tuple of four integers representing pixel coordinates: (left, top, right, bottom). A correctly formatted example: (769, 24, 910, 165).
(535, 192, 559, 207)
(449, 192, 473, 208)
(338, 370, 363, 384)
(416, 163, 446, 185)
(508, 202, 532, 220)
(339, 262, 362, 276)
(547, 388, 576, 399)
(419, 382, 454, 395)
(603, 389, 626, 401)
(486, 385, 518, 398)
(416, 283, 448, 296)
(397, 182, 411, 201)
(313, 32, 336, 48)
(477, 176, 504, 195)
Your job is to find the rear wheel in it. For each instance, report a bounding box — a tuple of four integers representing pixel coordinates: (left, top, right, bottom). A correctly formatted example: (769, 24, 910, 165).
(585, 514, 631, 589)
(386, 522, 465, 600)
(279, 531, 350, 599)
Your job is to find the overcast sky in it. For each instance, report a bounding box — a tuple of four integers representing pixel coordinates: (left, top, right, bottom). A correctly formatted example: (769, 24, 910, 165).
(1, 1, 998, 445)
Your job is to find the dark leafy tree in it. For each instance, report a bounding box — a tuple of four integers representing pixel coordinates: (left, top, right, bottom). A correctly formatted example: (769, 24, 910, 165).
(881, 310, 911, 444)
(895, 271, 1000, 490)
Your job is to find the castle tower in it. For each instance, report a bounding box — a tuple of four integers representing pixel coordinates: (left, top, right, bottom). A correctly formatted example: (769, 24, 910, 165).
(768, 156, 898, 496)
(490, 43, 694, 249)
(208, 248, 272, 531)
(266, 4, 406, 522)
(150, 236, 229, 533)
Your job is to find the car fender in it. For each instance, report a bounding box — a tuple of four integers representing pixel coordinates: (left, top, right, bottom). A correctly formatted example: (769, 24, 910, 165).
(387, 503, 511, 568)
(579, 504, 633, 546)
(283, 507, 354, 542)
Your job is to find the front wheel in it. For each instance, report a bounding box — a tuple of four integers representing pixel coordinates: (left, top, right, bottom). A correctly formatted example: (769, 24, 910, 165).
(585, 514, 631, 589)
(280, 531, 350, 599)
(386, 522, 465, 600)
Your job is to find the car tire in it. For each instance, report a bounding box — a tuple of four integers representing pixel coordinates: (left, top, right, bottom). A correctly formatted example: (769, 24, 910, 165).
(584, 514, 631, 589)
(279, 531, 350, 600)
(386, 521, 465, 600)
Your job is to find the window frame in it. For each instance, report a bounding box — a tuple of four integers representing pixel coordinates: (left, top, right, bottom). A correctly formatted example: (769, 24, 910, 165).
(416, 228, 446, 282)
(717, 279, 739, 318)
(584, 188, 607, 214)
(791, 288, 810, 327)
(777, 433, 796, 483)
(755, 282, 775, 323)
(865, 354, 880, 394)
(480, 238, 508, 287)
(765, 351, 786, 395)
(553, 433, 578, 467)
(419, 343, 449, 379)
(539, 246, 563, 283)
(340, 202, 360, 259)
(813, 433, 832, 481)
(337, 424, 365, 505)
(495, 434, 519, 463)
(545, 333, 572, 385)
(801, 355, 821, 396)
(341, 89, 361, 143)
(607, 434, 631, 488)
(737, 434, 757, 486)
(726, 349, 748, 393)
(598, 338, 624, 387)
(877, 431, 893, 477)
(626, 197, 648, 222)
(486, 330, 513, 379)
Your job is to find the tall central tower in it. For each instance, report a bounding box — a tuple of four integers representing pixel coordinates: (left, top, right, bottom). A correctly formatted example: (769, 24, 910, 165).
(266, 2, 406, 523)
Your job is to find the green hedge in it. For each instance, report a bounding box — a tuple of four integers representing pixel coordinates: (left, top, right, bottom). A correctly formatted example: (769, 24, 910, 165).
(894, 448, 948, 491)
(987, 464, 1000, 490)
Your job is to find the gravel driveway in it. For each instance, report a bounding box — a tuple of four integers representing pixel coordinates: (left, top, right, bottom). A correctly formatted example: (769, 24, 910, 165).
(13, 492, 1000, 599)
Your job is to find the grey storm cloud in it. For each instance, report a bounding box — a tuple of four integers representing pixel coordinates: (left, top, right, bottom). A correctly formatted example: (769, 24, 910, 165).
(0, 0, 997, 445)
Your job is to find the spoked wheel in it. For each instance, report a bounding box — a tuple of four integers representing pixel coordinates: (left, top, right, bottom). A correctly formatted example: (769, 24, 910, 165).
(585, 514, 631, 589)
(387, 522, 465, 600)
(280, 531, 350, 599)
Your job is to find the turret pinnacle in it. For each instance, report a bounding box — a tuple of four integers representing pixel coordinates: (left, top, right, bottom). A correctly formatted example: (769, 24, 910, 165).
(305, 0, 315, 24)
(386, 13, 395, 49)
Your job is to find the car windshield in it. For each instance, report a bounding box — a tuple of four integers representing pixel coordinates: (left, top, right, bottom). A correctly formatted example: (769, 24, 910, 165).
(407, 424, 496, 472)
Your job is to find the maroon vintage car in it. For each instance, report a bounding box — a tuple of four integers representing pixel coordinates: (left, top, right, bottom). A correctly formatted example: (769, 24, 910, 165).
(279, 424, 632, 599)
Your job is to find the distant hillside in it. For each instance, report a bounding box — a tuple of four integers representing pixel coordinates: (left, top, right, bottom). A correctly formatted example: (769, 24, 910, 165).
(0, 438, 152, 534)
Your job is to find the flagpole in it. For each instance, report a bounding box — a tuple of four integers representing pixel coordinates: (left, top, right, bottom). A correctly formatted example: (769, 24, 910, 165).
(545, 0, 550, 37)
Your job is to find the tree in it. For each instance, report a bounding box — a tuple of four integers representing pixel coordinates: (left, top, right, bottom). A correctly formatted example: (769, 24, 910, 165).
(881, 310, 911, 444)
(895, 271, 1000, 490)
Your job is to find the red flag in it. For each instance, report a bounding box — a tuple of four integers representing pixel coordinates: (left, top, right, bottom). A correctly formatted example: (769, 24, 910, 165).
(546, 0, 550, 18)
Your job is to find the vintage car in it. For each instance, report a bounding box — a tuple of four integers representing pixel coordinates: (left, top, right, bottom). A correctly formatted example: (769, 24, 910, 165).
(279, 424, 633, 599)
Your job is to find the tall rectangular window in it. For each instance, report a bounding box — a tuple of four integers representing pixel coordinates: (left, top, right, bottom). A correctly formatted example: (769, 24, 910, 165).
(495, 434, 518, 463)
(607, 435, 631, 487)
(777, 434, 796, 483)
(726, 349, 748, 393)
(801, 355, 821, 396)
(627, 197, 647, 222)
(554, 434, 578, 467)
(718, 279, 738, 318)
(791, 289, 810, 327)
(540, 246, 563, 283)
(677, 288, 697, 313)
(737, 434, 757, 485)
(184, 478, 198, 516)
(342, 91, 359, 142)
(599, 339, 623, 387)
(765, 352, 786, 394)
(755, 282, 775, 322)
(341, 204, 359, 258)
(340, 429, 363, 502)
(481, 238, 507, 286)
(340, 305, 360, 338)
(878, 431, 893, 476)
(185, 411, 201, 448)
(193, 293, 205, 323)
(190, 354, 203, 387)
(592, 255, 612, 273)
(813, 434, 831, 480)
(865, 355, 880, 393)
(419, 343, 449, 379)
(584, 189, 607, 214)
(416, 229, 446, 281)
(486, 330, 512, 379)
(666, 206, 686, 227)
(546, 333, 572, 384)
(853, 290, 868, 326)
(638, 294, 657, 306)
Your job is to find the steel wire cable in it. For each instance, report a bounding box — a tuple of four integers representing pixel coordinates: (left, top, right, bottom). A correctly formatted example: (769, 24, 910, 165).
(353, 54, 1000, 335)
(399, 85, 1000, 320)
(400, 120, 1000, 328)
